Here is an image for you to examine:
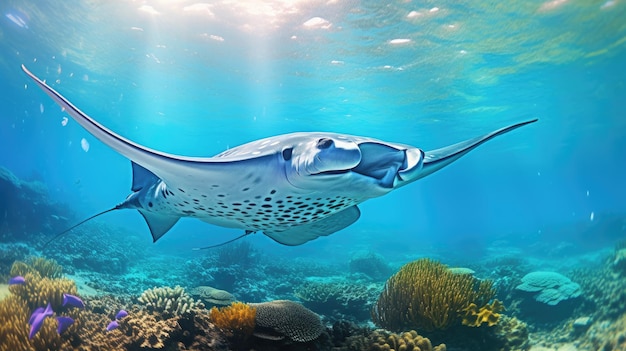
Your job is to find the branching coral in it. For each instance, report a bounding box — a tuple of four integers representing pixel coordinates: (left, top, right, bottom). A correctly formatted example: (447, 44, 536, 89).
(372, 258, 499, 331)
(210, 302, 256, 342)
(138, 286, 204, 318)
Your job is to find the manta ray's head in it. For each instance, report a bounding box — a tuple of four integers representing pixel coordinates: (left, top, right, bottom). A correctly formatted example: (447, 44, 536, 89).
(283, 133, 424, 193)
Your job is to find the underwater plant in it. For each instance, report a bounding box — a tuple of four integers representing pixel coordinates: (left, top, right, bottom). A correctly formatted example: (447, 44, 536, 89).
(372, 258, 500, 331)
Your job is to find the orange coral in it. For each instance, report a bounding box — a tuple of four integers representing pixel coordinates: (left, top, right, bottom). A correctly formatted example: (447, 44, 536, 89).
(210, 302, 256, 341)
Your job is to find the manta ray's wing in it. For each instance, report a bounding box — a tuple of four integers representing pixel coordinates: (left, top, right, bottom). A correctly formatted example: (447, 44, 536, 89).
(263, 206, 361, 245)
(21, 65, 273, 184)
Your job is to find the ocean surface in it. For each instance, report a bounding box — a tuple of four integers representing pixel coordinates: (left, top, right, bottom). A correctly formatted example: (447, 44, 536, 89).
(1, 1, 625, 350)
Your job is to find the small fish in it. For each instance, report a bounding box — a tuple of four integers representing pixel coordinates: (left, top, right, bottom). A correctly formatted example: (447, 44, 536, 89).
(115, 310, 128, 320)
(28, 307, 44, 325)
(8, 276, 26, 285)
(29, 303, 54, 339)
(56, 316, 74, 334)
(62, 293, 85, 308)
(106, 320, 119, 331)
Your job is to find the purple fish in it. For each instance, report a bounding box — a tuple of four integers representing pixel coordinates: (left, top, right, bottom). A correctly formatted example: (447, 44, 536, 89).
(8, 276, 25, 285)
(106, 320, 119, 332)
(62, 293, 84, 308)
(115, 310, 128, 320)
(29, 303, 54, 339)
(28, 307, 44, 325)
(56, 316, 74, 334)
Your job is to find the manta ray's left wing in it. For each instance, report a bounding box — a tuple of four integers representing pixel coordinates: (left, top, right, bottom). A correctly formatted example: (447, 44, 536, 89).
(21, 65, 275, 185)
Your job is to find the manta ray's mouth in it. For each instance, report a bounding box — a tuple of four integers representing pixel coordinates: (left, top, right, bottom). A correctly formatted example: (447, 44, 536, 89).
(312, 142, 408, 188)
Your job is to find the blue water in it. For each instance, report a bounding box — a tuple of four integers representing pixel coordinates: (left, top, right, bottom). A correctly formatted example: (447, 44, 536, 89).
(1, 0, 625, 264)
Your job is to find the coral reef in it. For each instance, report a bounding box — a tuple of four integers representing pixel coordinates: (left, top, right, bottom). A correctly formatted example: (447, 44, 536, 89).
(46, 221, 145, 276)
(216, 241, 259, 269)
(349, 252, 392, 281)
(9, 259, 77, 311)
(372, 258, 498, 331)
(611, 246, 626, 276)
(210, 302, 256, 346)
(0, 243, 34, 278)
(251, 300, 324, 343)
(0, 167, 72, 243)
(77, 306, 228, 351)
(0, 259, 81, 351)
(138, 285, 204, 318)
(491, 316, 530, 351)
(295, 280, 382, 322)
(515, 271, 581, 305)
(11, 257, 63, 279)
(344, 329, 447, 351)
(571, 255, 626, 321)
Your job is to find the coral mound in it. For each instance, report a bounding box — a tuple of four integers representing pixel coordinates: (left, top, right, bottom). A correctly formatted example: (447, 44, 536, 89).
(372, 258, 498, 331)
(251, 300, 324, 342)
(516, 271, 581, 305)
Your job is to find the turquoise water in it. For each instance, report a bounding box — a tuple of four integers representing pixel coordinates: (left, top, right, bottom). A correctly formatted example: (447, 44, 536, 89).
(2, 1, 626, 350)
(1, 2, 625, 268)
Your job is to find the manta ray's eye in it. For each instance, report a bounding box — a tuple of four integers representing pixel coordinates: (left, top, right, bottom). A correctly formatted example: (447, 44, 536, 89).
(316, 138, 333, 149)
(282, 147, 293, 161)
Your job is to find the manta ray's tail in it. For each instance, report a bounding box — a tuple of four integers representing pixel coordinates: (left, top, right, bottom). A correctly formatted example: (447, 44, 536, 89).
(41, 206, 121, 249)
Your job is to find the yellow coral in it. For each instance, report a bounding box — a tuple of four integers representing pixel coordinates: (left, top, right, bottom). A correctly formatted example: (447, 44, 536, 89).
(364, 330, 446, 351)
(0, 260, 79, 351)
(372, 258, 498, 331)
(210, 302, 256, 341)
(10, 257, 63, 279)
(460, 299, 504, 327)
(9, 272, 77, 311)
(0, 293, 73, 351)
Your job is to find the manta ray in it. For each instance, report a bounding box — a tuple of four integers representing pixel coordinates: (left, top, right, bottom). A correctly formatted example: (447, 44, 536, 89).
(22, 65, 537, 246)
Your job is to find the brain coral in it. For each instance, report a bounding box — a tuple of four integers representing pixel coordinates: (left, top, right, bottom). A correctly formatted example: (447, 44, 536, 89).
(516, 271, 581, 305)
(251, 300, 324, 342)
